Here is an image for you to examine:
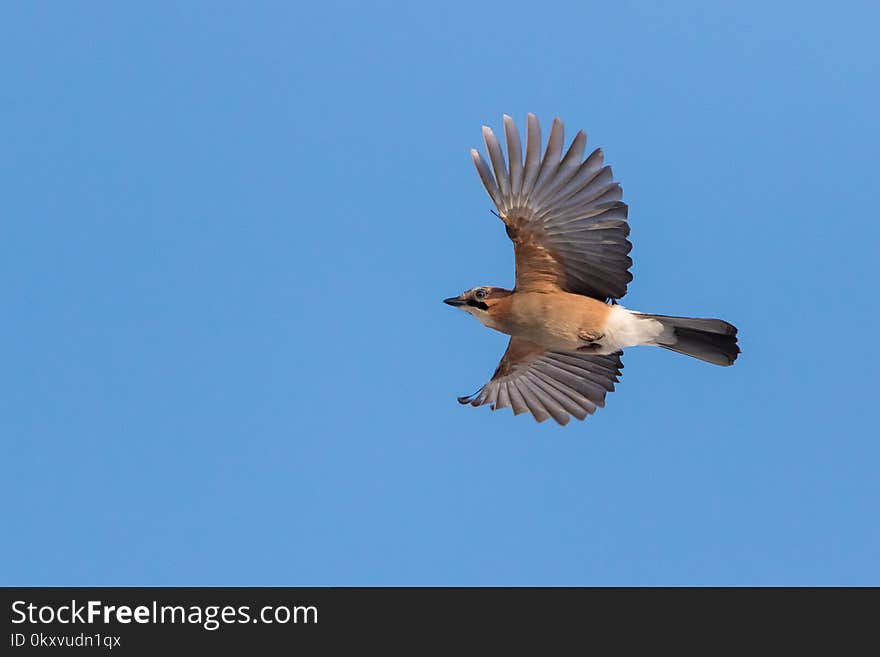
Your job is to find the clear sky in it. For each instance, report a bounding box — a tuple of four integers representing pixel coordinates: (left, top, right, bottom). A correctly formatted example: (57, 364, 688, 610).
(2, 1, 878, 586)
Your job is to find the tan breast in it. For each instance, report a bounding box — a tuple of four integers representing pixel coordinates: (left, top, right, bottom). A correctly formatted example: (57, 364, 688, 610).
(489, 291, 612, 351)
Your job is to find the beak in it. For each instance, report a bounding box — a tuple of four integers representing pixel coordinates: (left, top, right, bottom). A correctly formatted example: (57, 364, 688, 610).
(443, 296, 465, 307)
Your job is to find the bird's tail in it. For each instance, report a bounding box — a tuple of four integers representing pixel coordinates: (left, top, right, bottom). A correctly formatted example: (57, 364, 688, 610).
(641, 314, 740, 366)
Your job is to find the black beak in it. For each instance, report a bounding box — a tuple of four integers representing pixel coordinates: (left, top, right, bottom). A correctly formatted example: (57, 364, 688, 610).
(443, 296, 465, 307)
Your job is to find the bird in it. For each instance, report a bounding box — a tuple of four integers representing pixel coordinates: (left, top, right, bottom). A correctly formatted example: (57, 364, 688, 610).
(444, 113, 739, 425)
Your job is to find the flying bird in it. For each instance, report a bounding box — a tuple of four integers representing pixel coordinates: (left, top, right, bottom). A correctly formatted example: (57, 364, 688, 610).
(445, 114, 739, 425)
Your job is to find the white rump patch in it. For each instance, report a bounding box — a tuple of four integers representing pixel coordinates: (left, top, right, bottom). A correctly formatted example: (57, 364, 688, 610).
(602, 305, 669, 351)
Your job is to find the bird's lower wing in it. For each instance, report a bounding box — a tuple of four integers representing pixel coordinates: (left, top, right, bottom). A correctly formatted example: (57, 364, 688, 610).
(458, 337, 624, 425)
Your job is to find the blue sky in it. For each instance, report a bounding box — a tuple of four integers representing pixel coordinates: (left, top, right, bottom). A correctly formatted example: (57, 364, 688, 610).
(2, 1, 878, 585)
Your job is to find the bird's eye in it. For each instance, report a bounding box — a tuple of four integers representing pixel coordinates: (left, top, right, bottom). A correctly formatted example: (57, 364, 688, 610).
(474, 289, 488, 300)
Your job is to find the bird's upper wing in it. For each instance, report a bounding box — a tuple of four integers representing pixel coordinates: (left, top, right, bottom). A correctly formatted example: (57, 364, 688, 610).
(458, 337, 624, 425)
(471, 114, 632, 300)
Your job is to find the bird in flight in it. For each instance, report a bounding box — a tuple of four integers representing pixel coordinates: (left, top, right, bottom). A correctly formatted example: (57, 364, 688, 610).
(445, 114, 739, 425)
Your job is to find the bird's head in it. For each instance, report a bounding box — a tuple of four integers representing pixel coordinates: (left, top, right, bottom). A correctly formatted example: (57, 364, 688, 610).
(443, 286, 511, 327)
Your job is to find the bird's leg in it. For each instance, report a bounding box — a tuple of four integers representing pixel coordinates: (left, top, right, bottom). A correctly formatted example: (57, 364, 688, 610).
(577, 328, 605, 352)
(578, 329, 604, 342)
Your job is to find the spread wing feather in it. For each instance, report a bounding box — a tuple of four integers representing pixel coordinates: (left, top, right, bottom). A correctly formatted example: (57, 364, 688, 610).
(458, 338, 624, 425)
(471, 114, 632, 300)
